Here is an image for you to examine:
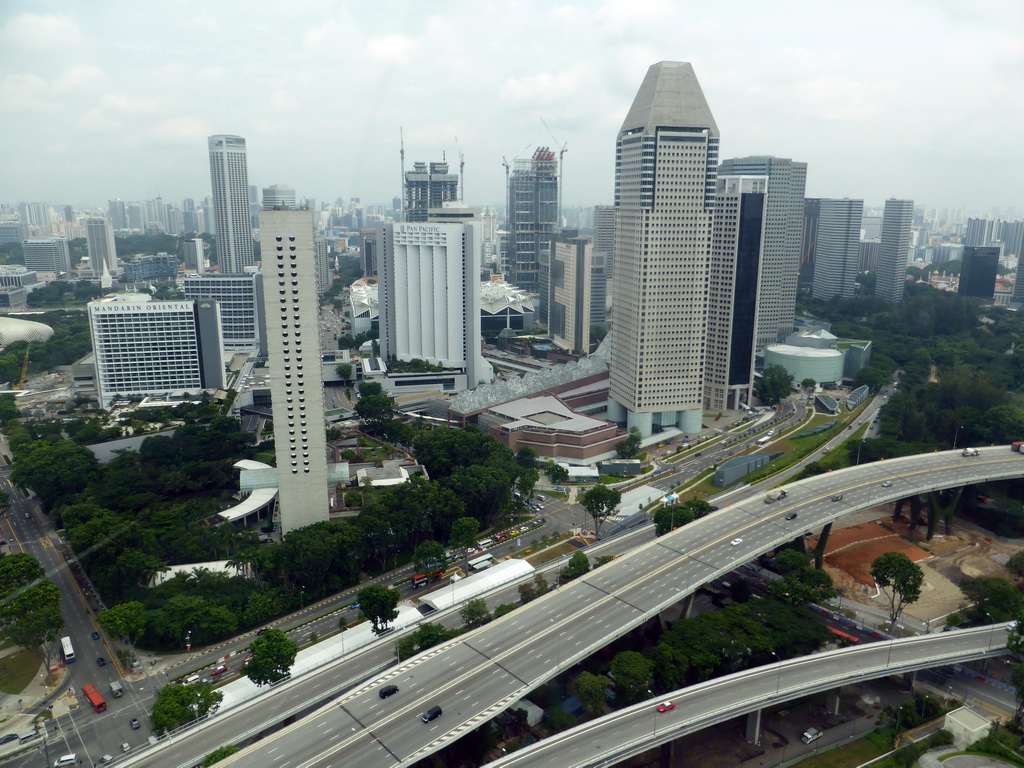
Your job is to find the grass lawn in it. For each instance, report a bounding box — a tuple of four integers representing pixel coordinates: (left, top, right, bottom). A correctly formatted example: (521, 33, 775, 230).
(0, 647, 42, 695)
(789, 736, 887, 768)
(254, 451, 275, 464)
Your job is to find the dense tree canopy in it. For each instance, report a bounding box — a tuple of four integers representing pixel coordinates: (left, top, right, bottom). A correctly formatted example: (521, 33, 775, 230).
(245, 629, 298, 687)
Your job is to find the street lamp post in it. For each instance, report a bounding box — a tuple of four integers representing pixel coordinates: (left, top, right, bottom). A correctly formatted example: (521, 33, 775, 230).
(952, 425, 964, 450)
(185, 629, 192, 653)
(856, 439, 864, 466)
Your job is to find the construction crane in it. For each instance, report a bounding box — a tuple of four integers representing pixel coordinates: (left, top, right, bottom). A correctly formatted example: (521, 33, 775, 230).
(539, 117, 568, 226)
(454, 136, 465, 201)
(14, 344, 29, 390)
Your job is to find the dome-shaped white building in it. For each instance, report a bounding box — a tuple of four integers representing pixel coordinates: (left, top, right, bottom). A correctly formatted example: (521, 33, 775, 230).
(0, 316, 54, 347)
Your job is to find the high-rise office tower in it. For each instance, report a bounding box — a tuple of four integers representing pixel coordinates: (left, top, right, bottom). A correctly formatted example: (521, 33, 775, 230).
(810, 199, 863, 301)
(593, 204, 615, 320)
(959, 246, 999, 299)
(550, 231, 592, 355)
(800, 199, 821, 290)
(705, 175, 767, 411)
(506, 147, 558, 322)
(403, 161, 459, 223)
(22, 238, 70, 276)
(379, 220, 486, 386)
(88, 295, 225, 408)
(965, 217, 995, 247)
(263, 184, 297, 210)
(259, 208, 329, 534)
(360, 229, 378, 277)
(183, 273, 265, 352)
(208, 135, 255, 274)
(107, 199, 127, 230)
(85, 216, 118, 274)
(608, 61, 719, 438)
(182, 237, 204, 273)
(314, 236, 331, 296)
(717, 156, 807, 349)
(876, 199, 914, 303)
(182, 198, 199, 233)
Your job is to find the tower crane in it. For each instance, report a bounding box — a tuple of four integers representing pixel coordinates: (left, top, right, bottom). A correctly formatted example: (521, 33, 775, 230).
(14, 344, 29, 390)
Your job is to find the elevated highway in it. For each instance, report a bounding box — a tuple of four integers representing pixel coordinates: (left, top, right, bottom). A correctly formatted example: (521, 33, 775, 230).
(488, 624, 1011, 768)
(133, 446, 1022, 768)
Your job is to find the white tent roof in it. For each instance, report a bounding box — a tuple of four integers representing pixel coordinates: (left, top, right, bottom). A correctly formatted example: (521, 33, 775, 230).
(420, 558, 534, 612)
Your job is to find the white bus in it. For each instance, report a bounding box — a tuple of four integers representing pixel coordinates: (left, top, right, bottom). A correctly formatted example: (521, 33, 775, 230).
(468, 554, 495, 571)
(756, 436, 770, 446)
(60, 636, 75, 664)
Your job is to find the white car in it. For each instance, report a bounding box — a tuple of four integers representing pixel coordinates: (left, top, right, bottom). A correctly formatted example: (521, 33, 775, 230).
(881, 480, 893, 488)
(730, 538, 743, 546)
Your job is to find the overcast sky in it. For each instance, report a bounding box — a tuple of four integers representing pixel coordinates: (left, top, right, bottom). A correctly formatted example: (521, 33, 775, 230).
(3, 0, 1022, 216)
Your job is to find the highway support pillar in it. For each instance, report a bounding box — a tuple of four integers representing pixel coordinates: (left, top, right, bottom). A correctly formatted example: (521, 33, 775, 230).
(681, 592, 697, 620)
(825, 688, 841, 715)
(745, 708, 763, 745)
(926, 489, 963, 539)
(903, 670, 917, 690)
(659, 741, 674, 767)
(811, 522, 834, 570)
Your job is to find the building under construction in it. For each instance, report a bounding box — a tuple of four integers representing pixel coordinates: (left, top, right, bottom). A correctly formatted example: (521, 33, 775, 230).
(403, 161, 459, 222)
(505, 148, 558, 323)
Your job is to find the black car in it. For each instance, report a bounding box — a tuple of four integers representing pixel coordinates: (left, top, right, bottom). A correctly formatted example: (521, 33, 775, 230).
(0, 734, 17, 744)
(784, 513, 797, 521)
(379, 684, 399, 699)
(421, 705, 442, 723)
(97, 657, 106, 667)
(256, 628, 269, 636)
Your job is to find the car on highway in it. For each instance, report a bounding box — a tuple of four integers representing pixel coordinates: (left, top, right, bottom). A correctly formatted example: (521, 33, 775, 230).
(0, 734, 17, 744)
(120, 743, 130, 753)
(129, 718, 140, 730)
(256, 628, 269, 636)
(91, 632, 100, 640)
(831, 494, 843, 502)
(881, 480, 893, 487)
(96, 657, 106, 666)
(421, 705, 442, 723)
(785, 513, 797, 521)
(210, 664, 228, 677)
(656, 701, 675, 713)
(379, 684, 399, 699)
(98, 755, 115, 765)
(730, 538, 743, 546)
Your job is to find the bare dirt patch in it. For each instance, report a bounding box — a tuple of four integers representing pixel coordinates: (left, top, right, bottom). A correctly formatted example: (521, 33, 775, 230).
(817, 521, 929, 587)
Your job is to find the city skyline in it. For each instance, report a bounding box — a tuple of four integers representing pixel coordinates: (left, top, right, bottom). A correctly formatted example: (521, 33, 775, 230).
(2, 1, 1022, 214)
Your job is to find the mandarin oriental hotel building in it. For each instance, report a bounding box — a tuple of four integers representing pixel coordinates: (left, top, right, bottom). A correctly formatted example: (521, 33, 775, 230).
(87, 295, 225, 408)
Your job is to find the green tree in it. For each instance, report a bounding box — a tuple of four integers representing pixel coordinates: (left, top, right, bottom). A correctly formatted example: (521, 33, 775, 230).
(515, 446, 538, 468)
(574, 671, 610, 716)
(1008, 551, 1024, 578)
(202, 746, 240, 765)
(335, 363, 353, 382)
(754, 364, 792, 406)
(0, 554, 64, 667)
(245, 629, 298, 687)
(545, 461, 569, 484)
(357, 585, 400, 635)
(1011, 663, 1024, 725)
(460, 598, 490, 629)
(559, 551, 590, 584)
(800, 377, 816, 393)
(653, 506, 695, 535)
(10, 437, 99, 510)
(449, 517, 480, 550)
(871, 552, 924, 626)
(0, 393, 18, 423)
(354, 394, 393, 433)
(413, 540, 447, 572)
(579, 485, 621, 536)
(615, 427, 643, 460)
(150, 684, 223, 734)
(610, 650, 654, 704)
(957, 577, 1023, 624)
(98, 601, 146, 644)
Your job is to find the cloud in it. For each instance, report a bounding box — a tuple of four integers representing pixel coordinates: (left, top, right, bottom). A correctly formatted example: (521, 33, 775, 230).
(148, 117, 208, 145)
(363, 34, 420, 67)
(0, 74, 60, 114)
(54, 64, 106, 93)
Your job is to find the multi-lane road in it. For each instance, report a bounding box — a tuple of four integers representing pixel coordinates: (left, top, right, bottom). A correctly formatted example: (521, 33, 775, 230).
(191, 446, 1023, 768)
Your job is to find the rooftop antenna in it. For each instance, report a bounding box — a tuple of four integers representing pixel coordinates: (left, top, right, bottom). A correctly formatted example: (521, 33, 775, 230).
(539, 117, 568, 228)
(454, 136, 465, 201)
(399, 126, 406, 221)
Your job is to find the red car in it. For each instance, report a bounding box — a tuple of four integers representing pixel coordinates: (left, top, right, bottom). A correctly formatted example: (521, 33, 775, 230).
(657, 701, 675, 713)
(210, 664, 229, 676)
(494, 533, 508, 541)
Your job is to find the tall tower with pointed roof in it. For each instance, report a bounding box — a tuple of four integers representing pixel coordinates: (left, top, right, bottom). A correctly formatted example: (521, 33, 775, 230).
(607, 62, 719, 437)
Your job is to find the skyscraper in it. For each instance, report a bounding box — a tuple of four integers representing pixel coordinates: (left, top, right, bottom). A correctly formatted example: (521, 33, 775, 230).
(22, 238, 70, 276)
(183, 273, 265, 352)
(959, 246, 999, 299)
(608, 61, 719, 438)
(403, 161, 459, 223)
(965, 217, 995, 247)
(550, 231, 592, 355)
(593, 204, 615, 321)
(379, 220, 486, 387)
(705, 175, 767, 411)
(810, 199, 863, 301)
(506, 148, 558, 322)
(799, 198, 821, 290)
(182, 238, 204, 273)
(259, 207, 329, 534)
(263, 184, 297, 210)
(84, 216, 118, 274)
(876, 199, 914, 302)
(716, 156, 807, 349)
(208, 135, 255, 274)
